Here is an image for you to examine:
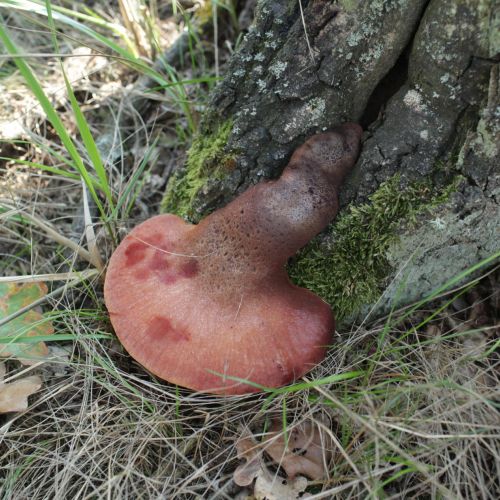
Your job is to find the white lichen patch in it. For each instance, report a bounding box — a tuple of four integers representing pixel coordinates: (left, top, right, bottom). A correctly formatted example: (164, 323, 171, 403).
(381, 194, 500, 319)
(284, 117, 299, 136)
(371, 0, 411, 14)
(359, 42, 384, 66)
(254, 52, 265, 62)
(264, 40, 278, 49)
(370, 0, 385, 15)
(347, 31, 363, 47)
(420, 130, 429, 140)
(283, 97, 326, 137)
(306, 97, 326, 121)
(430, 217, 446, 230)
(256, 79, 267, 92)
(346, 18, 378, 50)
(269, 61, 287, 79)
(445, 23, 456, 36)
(469, 117, 500, 159)
(436, 72, 462, 102)
(440, 73, 451, 84)
(403, 89, 428, 113)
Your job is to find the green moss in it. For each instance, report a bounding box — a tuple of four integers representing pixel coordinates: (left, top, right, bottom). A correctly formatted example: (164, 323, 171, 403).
(288, 175, 457, 322)
(161, 120, 234, 221)
(339, 0, 359, 12)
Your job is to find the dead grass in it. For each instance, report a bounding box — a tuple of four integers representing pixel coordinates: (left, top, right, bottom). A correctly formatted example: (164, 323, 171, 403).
(1, 278, 498, 498)
(0, 2, 499, 499)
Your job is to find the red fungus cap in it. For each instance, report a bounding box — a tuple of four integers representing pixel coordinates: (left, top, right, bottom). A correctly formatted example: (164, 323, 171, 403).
(104, 123, 362, 394)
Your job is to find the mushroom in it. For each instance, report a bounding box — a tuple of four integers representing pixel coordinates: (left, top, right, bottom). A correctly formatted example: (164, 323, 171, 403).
(104, 123, 362, 394)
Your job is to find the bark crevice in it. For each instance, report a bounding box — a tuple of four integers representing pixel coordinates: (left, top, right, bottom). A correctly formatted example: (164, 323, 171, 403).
(163, 0, 499, 321)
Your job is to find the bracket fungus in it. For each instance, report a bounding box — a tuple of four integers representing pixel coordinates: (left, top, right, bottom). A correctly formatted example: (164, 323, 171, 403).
(104, 123, 362, 394)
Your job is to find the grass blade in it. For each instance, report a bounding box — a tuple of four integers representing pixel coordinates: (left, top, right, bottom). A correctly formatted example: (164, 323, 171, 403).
(0, 21, 107, 218)
(45, 0, 114, 210)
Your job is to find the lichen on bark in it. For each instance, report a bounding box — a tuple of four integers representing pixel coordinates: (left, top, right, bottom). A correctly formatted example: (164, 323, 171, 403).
(162, 0, 499, 322)
(165, 0, 429, 217)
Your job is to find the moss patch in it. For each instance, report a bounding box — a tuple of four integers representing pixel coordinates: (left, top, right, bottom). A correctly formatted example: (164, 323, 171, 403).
(288, 175, 456, 322)
(161, 120, 234, 221)
(339, 0, 358, 13)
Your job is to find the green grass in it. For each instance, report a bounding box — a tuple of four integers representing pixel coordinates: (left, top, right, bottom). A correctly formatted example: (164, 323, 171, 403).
(0, 0, 219, 201)
(0, 22, 111, 218)
(0, 0, 218, 259)
(1, 0, 203, 129)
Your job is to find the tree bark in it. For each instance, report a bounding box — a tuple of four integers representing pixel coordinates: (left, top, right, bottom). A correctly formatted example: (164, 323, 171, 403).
(163, 0, 499, 323)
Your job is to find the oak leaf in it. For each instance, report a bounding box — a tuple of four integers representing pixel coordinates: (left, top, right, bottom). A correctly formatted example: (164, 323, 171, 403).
(0, 282, 52, 364)
(0, 362, 42, 413)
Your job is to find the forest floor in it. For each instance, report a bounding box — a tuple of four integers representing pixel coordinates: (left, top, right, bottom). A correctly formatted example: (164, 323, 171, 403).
(0, 2, 498, 499)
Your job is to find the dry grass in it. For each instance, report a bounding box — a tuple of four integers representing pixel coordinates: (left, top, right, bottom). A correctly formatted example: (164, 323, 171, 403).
(1, 2, 499, 499)
(1, 280, 498, 498)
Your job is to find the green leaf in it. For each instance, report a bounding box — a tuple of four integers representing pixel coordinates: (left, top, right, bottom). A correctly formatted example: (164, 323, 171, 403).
(0, 283, 52, 364)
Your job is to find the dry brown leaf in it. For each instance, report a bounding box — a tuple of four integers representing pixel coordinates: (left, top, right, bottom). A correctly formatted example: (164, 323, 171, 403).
(234, 430, 310, 499)
(262, 420, 332, 480)
(234, 420, 332, 498)
(447, 288, 499, 358)
(0, 363, 42, 413)
(234, 434, 263, 487)
(254, 472, 309, 500)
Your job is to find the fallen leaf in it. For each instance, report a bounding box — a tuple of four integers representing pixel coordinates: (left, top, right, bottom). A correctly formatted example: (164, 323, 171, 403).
(0, 362, 42, 413)
(234, 430, 309, 499)
(234, 433, 263, 486)
(262, 420, 332, 480)
(234, 420, 332, 499)
(254, 471, 308, 500)
(0, 282, 52, 364)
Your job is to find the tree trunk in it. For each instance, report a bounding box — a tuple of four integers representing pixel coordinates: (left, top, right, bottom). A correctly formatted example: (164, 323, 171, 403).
(162, 0, 499, 323)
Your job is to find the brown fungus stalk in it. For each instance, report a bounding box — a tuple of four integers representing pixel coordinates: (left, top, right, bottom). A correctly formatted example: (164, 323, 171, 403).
(104, 123, 362, 394)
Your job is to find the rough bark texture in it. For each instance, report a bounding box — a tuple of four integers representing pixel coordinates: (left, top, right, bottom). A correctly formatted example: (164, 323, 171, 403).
(162, 0, 499, 323)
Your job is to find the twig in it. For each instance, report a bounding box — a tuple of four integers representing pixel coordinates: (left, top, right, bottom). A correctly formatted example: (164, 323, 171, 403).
(298, 0, 314, 62)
